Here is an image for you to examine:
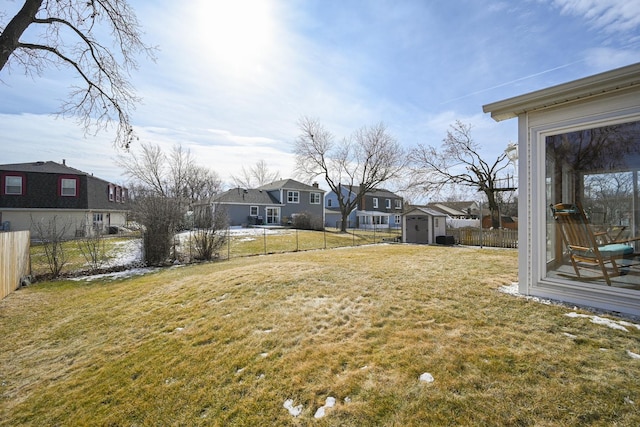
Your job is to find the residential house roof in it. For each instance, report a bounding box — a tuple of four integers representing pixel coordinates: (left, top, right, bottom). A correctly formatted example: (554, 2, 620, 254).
(425, 201, 477, 217)
(0, 161, 90, 176)
(337, 185, 400, 198)
(213, 187, 280, 205)
(258, 179, 324, 192)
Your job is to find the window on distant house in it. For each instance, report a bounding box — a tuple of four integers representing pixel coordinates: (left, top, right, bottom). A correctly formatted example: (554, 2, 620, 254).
(108, 185, 114, 201)
(395, 215, 401, 224)
(93, 213, 104, 231)
(3, 174, 24, 195)
(288, 191, 299, 203)
(386, 199, 391, 209)
(310, 192, 321, 204)
(435, 218, 439, 228)
(116, 186, 121, 202)
(395, 199, 402, 209)
(121, 188, 127, 203)
(250, 206, 259, 216)
(327, 199, 332, 207)
(59, 176, 78, 197)
(373, 198, 378, 209)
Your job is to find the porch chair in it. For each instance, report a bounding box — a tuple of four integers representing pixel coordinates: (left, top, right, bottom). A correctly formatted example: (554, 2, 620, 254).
(551, 203, 640, 285)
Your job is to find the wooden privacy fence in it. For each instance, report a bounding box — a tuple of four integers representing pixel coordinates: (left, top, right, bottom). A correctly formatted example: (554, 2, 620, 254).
(0, 231, 31, 300)
(447, 227, 518, 249)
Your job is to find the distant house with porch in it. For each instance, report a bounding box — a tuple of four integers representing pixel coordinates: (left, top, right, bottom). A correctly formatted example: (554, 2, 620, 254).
(324, 186, 404, 229)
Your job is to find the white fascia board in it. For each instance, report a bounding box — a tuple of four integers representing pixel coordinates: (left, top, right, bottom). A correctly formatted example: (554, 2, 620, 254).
(483, 62, 640, 122)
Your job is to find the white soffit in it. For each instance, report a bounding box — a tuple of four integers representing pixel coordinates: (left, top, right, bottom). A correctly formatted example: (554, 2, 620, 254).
(482, 62, 640, 122)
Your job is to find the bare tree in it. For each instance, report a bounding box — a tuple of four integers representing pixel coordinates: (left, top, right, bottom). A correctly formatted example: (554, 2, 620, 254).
(76, 226, 107, 272)
(31, 215, 72, 277)
(117, 142, 223, 264)
(190, 202, 228, 261)
(410, 121, 511, 228)
(294, 117, 406, 232)
(117, 142, 222, 203)
(231, 159, 281, 188)
(0, 0, 155, 148)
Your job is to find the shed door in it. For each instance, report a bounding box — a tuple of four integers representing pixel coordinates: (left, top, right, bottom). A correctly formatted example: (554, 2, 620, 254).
(406, 216, 429, 244)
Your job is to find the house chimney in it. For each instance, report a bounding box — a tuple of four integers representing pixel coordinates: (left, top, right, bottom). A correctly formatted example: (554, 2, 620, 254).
(62, 159, 66, 165)
(312, 182, 319, 188)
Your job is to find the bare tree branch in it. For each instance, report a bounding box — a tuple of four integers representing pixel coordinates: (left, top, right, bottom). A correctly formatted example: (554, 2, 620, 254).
(0, 0, 155, 148)
(409, 120, 512, 228)
(294, 117, 407, 232)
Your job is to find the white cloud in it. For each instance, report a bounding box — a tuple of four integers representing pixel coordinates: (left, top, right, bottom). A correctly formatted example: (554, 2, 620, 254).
(550, 0, 640, 33)
(584, 47, 640, 71)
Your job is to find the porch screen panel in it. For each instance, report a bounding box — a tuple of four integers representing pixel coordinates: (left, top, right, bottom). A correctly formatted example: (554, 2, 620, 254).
(544, 120, 640, 289)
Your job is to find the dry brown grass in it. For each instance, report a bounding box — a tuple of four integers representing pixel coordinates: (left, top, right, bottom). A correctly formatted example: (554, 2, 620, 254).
(1, 244, 639, 426)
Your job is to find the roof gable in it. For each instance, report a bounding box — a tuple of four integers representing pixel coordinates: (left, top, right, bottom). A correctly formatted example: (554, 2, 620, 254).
(258, 179, 324, 192)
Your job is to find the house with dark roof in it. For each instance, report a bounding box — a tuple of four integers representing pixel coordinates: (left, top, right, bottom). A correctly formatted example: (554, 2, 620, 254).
(0, 160, 129, 238)
(206, 179, 325, 227)
(324, 186, 404, 229)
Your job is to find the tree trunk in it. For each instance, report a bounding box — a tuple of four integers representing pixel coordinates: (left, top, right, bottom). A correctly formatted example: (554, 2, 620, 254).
(486, 190, 501, 229)
(340, 209, 348, 232)
(0, 0, 43, 71)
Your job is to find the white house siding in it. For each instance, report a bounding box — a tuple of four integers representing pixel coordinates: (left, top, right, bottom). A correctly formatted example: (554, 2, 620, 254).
(484, 63, 640, 316)
(1, 209, 127, 239)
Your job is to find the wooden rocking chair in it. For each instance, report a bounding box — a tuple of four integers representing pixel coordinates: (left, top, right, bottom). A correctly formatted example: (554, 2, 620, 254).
(551, 203, 640, 285)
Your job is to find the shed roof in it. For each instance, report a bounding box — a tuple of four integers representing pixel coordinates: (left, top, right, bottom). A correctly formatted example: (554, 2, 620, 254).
(405, 206, 448, 217)
(482, 62, 640, 122)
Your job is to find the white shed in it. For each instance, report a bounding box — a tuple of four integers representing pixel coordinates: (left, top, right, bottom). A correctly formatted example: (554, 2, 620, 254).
(403, 207, 448, 244)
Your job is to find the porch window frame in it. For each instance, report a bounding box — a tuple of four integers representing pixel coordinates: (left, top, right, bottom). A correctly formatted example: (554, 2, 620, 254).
(528, 108, 640, 302)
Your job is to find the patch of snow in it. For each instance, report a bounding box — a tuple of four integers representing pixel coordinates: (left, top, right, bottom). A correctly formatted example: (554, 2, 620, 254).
(69, 267, 159, 282)
(174, 327, 184, 332)
(625, 396, 635, 405)
(283, 399, 303, 417)
(626, 350, 640, 359)
(419, 372, 435, 383)
(344, 396, 351, 404)
(314, 407, 326, 419)
(314, 396, 336, 419)
(565, 312, 635, 332)
(563, 332, 577, 339)
(260, 352, 268, 358)
(106, 238, 143, 267)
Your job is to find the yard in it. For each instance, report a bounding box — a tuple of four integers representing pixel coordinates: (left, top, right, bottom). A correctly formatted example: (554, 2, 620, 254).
(2, 243, 639, 425)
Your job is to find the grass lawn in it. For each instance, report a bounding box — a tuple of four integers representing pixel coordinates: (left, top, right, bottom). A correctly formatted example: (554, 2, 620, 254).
(2, 244, 639, 426)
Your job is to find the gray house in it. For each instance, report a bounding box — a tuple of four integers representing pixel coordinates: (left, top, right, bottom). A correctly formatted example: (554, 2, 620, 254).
(209, 179, 325, 227)
(324, 186, 404, 229)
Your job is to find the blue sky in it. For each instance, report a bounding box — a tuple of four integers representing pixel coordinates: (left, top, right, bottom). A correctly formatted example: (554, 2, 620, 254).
(1, 0, 639, 190)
